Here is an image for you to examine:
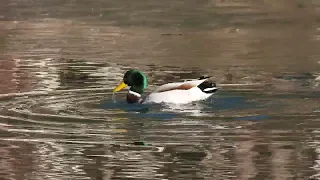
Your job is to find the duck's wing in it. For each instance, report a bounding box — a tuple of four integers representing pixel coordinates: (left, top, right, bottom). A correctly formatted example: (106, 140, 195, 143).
(151, 79, 207, 93)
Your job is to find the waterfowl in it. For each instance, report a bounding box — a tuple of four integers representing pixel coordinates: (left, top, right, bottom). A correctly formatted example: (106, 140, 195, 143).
(113, 69, 218, 104)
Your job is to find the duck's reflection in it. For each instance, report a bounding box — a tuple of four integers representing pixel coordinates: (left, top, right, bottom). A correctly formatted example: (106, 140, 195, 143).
(161, 101, 210, 117)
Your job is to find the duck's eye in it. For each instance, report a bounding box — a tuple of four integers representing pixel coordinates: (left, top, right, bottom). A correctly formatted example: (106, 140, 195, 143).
(134, 74, 144, 85)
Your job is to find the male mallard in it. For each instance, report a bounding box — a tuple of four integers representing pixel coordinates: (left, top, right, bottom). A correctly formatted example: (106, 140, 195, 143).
(113, 69, 218, 104)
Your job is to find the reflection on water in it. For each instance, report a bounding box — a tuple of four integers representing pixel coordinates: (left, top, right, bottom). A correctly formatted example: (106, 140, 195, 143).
(1, 0, 320, 180)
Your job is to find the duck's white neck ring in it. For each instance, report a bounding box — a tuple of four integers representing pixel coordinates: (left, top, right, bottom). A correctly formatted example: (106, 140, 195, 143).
(128, 90, 141, 97)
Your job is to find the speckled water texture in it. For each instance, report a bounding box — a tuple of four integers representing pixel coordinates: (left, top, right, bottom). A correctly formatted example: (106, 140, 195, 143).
(1, 0, 320, 179)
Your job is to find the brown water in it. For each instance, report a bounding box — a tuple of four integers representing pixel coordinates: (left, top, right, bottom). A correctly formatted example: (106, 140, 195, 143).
(1, 0, 320, 179)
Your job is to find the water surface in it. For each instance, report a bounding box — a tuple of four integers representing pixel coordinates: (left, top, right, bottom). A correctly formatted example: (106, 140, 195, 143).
(1, 0, 320, 179)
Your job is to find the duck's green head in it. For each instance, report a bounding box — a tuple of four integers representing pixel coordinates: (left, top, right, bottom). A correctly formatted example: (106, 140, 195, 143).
(113, 69, 148, 94)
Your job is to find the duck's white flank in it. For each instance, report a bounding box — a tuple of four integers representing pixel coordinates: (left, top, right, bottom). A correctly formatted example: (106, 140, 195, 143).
(142, 87, 213, 104)
(141, 79, 216, 104)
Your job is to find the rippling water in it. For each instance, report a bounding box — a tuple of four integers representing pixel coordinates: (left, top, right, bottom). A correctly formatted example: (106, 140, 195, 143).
(1, 0, 320, 179)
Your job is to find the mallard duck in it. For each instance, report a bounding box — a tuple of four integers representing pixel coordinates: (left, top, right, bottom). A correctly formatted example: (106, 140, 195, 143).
(113, 69, 218, 104)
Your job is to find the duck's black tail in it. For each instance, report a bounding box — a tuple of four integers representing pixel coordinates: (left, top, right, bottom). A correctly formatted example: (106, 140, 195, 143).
(197, 80, 218, 94)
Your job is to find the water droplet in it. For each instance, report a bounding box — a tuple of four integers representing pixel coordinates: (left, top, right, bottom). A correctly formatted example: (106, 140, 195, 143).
(112, 93, 117, 103)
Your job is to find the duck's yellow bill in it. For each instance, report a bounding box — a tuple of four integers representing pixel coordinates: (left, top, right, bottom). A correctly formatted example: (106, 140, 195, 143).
(113, 81, 127, 92)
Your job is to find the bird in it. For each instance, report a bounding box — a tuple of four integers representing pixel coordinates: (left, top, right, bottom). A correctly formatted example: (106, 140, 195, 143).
(113, 69, 218, 104)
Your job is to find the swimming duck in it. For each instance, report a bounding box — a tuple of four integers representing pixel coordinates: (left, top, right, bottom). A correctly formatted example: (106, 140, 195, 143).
(113, 69, 218, 104)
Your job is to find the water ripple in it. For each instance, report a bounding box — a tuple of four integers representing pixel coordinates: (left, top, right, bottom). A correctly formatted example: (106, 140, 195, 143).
(2, 1, 320, 178)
